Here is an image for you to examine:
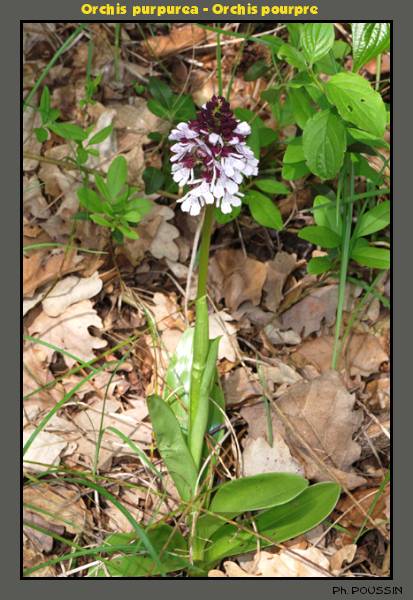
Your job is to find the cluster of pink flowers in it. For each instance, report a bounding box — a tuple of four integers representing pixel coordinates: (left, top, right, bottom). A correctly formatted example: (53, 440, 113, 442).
(169, 96, 259, 215)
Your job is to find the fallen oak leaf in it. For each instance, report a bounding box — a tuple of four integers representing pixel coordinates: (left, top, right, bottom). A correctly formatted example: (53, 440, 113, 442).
(42, 272, 103, 317)
(28, 299, 107, 367)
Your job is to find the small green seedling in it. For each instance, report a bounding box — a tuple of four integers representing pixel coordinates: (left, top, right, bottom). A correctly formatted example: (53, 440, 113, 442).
(77, 155, 153, 242)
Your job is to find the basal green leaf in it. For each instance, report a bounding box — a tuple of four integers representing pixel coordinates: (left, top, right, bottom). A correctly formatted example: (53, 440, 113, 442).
(147, 394, 197, 502)
(210, 473, 308, 514)
(307, 256, 334, 275)
(205, 482, 341, 564)
(303, 110, 347, 179)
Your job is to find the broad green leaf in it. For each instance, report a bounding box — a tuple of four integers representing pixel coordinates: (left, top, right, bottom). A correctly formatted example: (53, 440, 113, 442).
(76, 147, 89, 165)
(77, 187, 103, 213)
(143, 166, 165, 194)
(303, 110, 347, 179)
(123, 210, 143, 223)
(325, 72, 387, 137)
(148, 77, 174, 108)
(205, 482, 341, 564)
(244, 60, 269, 81)
(172, 95, 197, 122)
(49, 122, 87, 142)
(283, 137, 305, 164)
(354, 200, 390, 238)
(255, 179, 289, 195)
(298, 225, 342, 248)
(87, 124, 113, 146)
(278, 44, 307, 71)
(89, 524, 189, 577)
(288, 87, 316, 129)
(351, 239, 390, 269)
(107, 156, 128, 199)
(307, 256, 334, 275)
(214, 205, 241, 224)
(352, 23, 390, 72)
(352, 154, 384, 186)
(281, 161, 311, 181)
(147, 394, 197, 502)
(313, 195, 343, 234)
(287, 23, 303, 48)
(210, 473, 308, 514)
(258, 127, 277, 147)
(246, 190, 283, 231)
(147, 99, 170, 120)
(348, 127, 389, 150)
(126, 197, 153, 218)
(301, 23, 335, 65)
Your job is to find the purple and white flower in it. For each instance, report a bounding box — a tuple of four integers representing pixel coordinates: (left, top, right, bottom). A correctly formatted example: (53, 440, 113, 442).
(169, 96, 259, 216)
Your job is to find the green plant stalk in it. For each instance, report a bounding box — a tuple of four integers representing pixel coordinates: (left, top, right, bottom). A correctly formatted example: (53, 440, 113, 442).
(332, 159, 354, 370)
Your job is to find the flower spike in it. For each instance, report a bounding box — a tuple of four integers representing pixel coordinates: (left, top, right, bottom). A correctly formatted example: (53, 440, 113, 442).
(169, 96, 259, 216)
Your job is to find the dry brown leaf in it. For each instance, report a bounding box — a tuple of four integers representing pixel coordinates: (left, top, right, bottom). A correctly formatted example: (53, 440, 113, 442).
(23, 249, 83, 297)
(280, 284, 340, 338)
(209, 311, 238, 362)
(24, 484, 89, 535)
(28, 299, 107, 367)
(121, 205, 179, 265)
(243, 435, 304, 477)
(151, 292, 184, 332)
(263, 251, 298, 312)
(264, 322, 302, 346)
(23, 544, 56, 577)
(142, 24, 207, 58)
(292, 334, 388, 377)
(23, 175, 51, 219)
(330, 544, 357, 575)
(242, 371, 365, 489)
(23, 106, 42, 170)
(254, 547, 330, 577)
(223, 367, 261, 405)
(71, 399, 152, 470)
(336, 485, 390, 529)
(42, 273, 103, 317)
(23, 344, 65, 405)
(209, 249, 267, 312)
(23, 428, 68, 473)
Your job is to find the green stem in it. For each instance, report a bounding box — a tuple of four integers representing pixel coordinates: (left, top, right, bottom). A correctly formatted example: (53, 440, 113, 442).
(196, 205, 215, 300)
(332, 158, 354, 370)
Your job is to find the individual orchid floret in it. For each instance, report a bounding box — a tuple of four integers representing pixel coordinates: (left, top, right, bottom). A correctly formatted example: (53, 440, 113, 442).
(169, 96, 259, 216)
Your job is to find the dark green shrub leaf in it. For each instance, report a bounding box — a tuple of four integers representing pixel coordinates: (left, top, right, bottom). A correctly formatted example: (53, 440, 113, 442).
(88, 125, 113, 146)
(255, 179, 289, 195)
(298, 225, 342, 248)
(34, 127, 48, 143)
(351, 239, 390, 269)
(244, 60, 269, 81)
(77, 187, 103, 213)
(90, 214, 113, 228)
(352, 23, 390, 72)
(289, 87, 316, 129)
(325, 72, 387, 137)
(303, 110, 347, 179)
(49, 122, 87, 142)
(354, 200, 390, 238)
(278, 43, 307, 71)
(107, 156, 128, 198)
(246, 190, 283, 231)
(148, 77, 174, 108)
(143, 166, 165, 194)
(301, 23, 335, 65)
(307, 256, 334, 275)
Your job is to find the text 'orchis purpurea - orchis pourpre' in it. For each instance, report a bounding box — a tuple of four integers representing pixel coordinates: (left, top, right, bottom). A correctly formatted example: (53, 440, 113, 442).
(169, 95, 259, 215)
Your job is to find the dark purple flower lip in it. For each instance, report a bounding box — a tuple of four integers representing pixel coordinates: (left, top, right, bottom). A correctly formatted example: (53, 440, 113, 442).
(189, 95, 247, 143)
